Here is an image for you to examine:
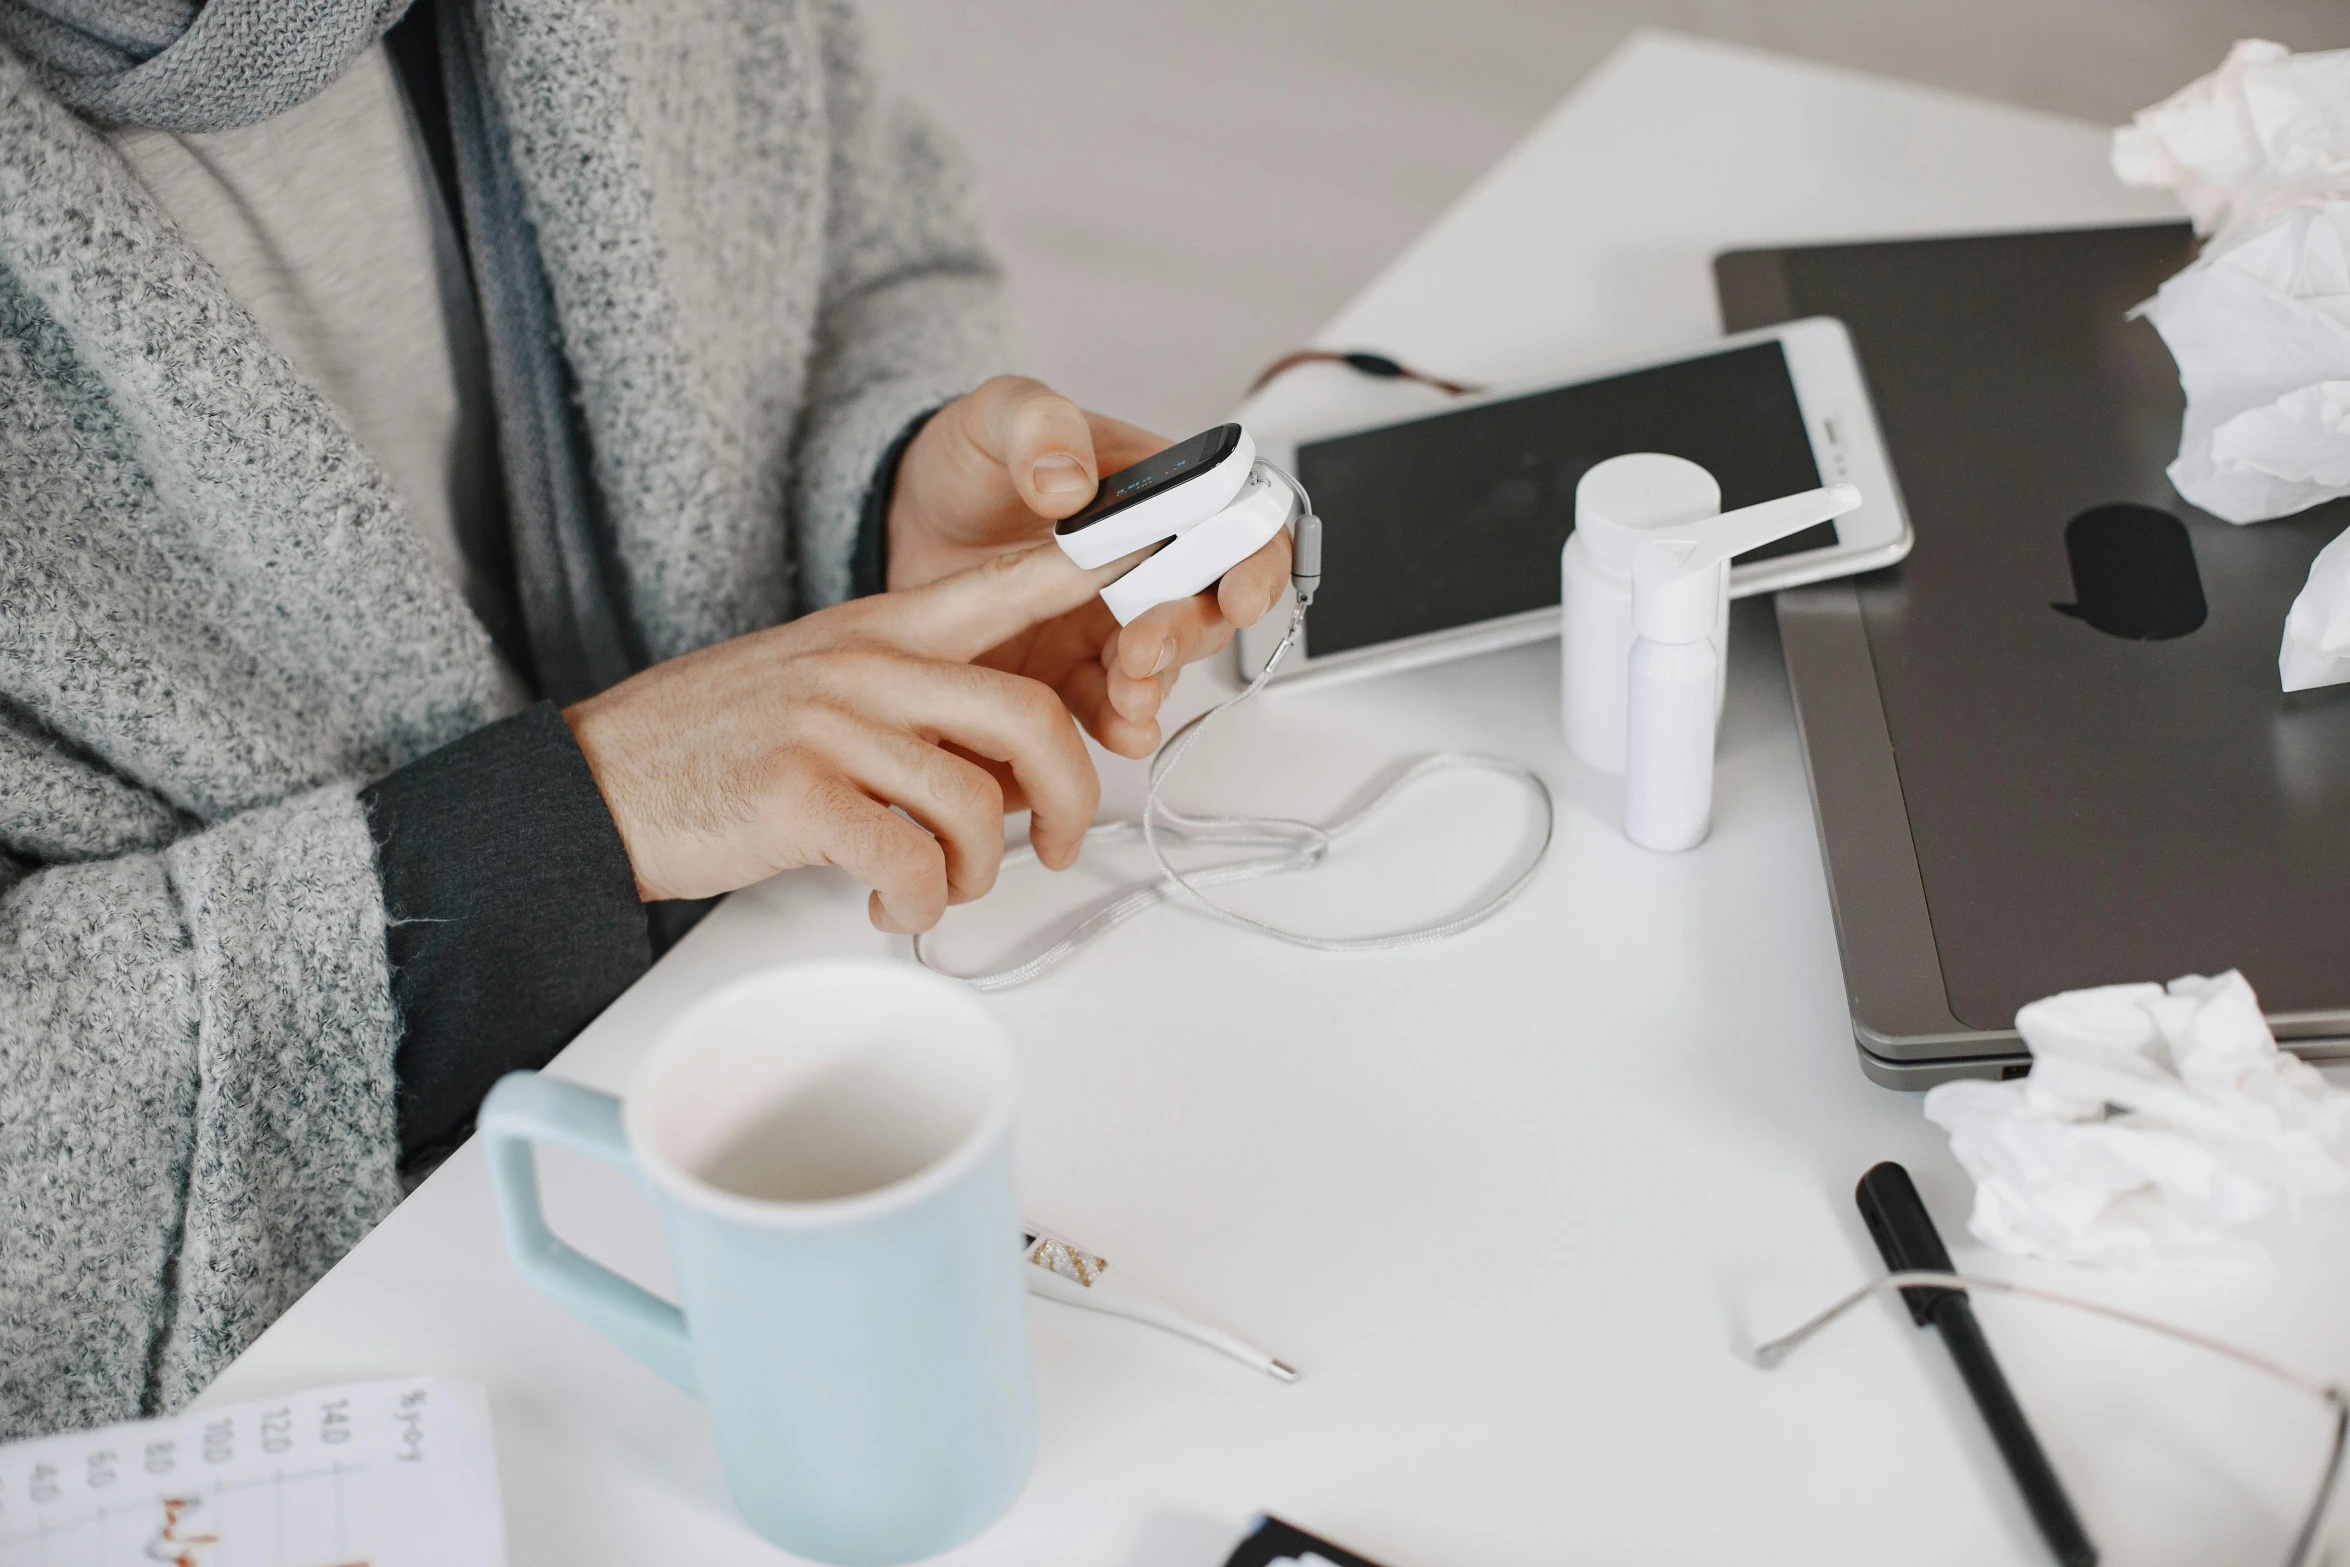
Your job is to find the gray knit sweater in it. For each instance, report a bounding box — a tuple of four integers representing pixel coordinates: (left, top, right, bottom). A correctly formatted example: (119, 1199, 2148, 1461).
(0, 0, 1006, 1437)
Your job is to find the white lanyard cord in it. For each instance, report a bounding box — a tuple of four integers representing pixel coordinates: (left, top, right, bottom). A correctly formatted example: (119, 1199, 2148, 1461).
(913, 598, 1556, 992)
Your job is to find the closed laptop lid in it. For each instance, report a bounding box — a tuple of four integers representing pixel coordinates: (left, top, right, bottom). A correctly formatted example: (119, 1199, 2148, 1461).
(1719, 224, 2350, 1062)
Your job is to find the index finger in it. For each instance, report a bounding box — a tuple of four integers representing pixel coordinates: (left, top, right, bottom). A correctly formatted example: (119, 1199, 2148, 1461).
(848, 542, 1139, 664)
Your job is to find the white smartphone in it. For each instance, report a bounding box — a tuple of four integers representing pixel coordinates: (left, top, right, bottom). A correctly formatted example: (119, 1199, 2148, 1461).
(1236, 317, 1911, 684)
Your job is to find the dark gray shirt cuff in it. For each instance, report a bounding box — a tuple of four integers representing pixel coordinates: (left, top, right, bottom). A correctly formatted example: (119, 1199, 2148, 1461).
(360, 701, 648, 1161)
(852, 406, 940, 598)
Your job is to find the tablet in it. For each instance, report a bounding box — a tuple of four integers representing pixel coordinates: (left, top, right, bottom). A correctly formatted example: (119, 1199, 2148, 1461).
(1235, 319, 1911, 684)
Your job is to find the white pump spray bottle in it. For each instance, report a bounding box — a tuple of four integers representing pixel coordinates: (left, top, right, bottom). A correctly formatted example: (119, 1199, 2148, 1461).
(1623, 477, 1862, 852)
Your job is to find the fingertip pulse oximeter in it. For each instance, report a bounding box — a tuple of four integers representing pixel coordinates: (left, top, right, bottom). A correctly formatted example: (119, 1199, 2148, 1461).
(1052, 423, 1307, 624)
(1054, 424, 1256, 568)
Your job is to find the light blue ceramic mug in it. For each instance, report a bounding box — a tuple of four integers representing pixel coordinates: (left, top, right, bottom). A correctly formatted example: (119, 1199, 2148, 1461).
(479, 961, 1034, 1565)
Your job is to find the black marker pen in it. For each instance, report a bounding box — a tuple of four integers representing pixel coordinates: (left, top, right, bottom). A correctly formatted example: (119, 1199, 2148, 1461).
(1856, 1161, 2097, 1567)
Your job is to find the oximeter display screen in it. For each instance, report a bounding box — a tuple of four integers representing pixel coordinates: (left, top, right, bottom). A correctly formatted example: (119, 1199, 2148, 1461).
(1294, 341, 1822, 655)
(1055, 422, 1244, 536)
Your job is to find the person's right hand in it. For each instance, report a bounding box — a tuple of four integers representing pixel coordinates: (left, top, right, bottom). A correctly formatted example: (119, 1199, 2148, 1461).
(562, 544, 1128, 934)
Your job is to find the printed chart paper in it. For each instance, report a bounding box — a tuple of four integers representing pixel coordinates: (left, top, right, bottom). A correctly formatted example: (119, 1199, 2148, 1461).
(0, 1379, 504, 1567)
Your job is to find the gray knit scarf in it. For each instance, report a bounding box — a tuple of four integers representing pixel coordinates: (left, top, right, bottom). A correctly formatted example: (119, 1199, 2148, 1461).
(0, 0, 641, 702)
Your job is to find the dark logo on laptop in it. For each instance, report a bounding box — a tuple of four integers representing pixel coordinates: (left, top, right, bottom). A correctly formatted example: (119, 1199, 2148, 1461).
(2052, 504, 2206, 640)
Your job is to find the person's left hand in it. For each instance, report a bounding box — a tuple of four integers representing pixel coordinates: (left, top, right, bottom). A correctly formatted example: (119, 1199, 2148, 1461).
(885, 375, 1292, 757)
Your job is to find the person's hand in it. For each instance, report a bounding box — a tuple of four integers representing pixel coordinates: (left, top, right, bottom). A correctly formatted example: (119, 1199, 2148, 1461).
(886, 376, 1292, 757)
(563, 544, 1130, 933)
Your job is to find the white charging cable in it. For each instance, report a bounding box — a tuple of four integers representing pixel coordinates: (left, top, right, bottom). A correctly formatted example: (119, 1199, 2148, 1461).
(913, 464, 1555, 992)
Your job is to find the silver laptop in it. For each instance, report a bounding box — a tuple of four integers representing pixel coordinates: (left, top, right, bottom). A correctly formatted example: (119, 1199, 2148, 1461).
(1717, 224, 2350, 1087)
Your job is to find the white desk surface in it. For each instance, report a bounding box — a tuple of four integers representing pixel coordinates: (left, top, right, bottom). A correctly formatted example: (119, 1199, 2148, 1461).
(204, 31, 2350, 1567)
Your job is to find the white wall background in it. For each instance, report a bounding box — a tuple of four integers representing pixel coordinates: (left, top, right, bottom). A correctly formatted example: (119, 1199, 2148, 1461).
(861, 0, 2349, 438)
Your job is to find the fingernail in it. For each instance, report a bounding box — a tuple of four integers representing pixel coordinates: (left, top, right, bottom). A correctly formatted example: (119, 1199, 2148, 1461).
(1149, 637, 1177, 675)
(1031, 452, 1091, 495)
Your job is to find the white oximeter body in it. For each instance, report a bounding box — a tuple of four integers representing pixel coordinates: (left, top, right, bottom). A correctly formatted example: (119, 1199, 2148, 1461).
(1101, 467, 1293, 624)
(1053, 424, 1295, 623)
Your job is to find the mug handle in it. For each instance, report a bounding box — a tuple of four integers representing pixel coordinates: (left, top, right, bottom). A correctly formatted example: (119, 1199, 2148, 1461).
(480, 1071, 698, 1397)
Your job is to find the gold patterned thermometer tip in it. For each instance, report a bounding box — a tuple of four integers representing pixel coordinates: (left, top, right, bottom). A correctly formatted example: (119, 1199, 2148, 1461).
(1022, 1230, 1108, 1288)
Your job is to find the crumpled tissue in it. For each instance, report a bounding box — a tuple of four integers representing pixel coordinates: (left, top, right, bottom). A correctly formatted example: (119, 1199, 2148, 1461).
(2113, 40, 2350, 530)
(2280, 520, 2350, 689)
(1922, 971, 2350, 1274)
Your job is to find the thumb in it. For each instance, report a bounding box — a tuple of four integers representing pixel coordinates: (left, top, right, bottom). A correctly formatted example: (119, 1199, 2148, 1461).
(954, 375, 1101, 521)
(851, 542, 1134, 663)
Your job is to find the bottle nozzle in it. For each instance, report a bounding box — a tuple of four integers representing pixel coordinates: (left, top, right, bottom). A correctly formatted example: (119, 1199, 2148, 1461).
(1632, 483, 1864, 643)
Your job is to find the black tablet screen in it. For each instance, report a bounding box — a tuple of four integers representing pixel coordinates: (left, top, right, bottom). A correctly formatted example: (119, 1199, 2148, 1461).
(1294, 340, 1822, 655)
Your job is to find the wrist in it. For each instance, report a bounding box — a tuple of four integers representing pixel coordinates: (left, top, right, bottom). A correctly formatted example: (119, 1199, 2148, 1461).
(560, 698, 661, 902)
